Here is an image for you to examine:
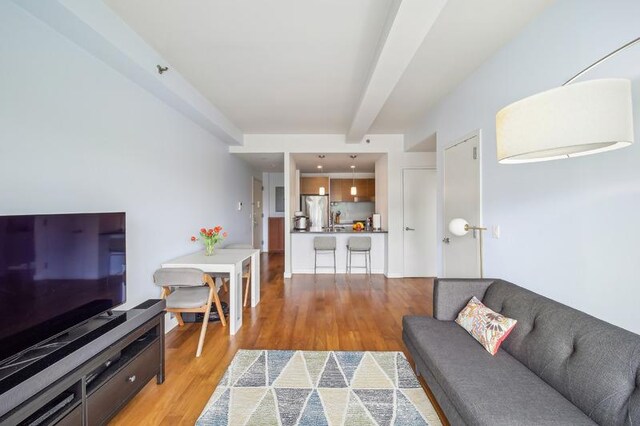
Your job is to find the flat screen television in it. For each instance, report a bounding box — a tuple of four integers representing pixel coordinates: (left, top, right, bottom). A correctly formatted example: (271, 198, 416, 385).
(0, 212, 126, 364)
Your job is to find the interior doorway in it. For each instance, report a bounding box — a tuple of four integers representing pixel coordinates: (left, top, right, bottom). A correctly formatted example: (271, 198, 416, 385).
(443, 131, 482, 278)
(252, 177, 263, 250)
(403, 168, 437, 277)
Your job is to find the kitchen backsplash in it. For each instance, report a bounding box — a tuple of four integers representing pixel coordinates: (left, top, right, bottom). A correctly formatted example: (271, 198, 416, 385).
(330, 202, 375, 223)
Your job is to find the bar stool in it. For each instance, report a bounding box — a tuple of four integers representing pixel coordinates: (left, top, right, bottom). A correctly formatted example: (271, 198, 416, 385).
(314, 236, 337, 274)
(346, 236, 371, 274)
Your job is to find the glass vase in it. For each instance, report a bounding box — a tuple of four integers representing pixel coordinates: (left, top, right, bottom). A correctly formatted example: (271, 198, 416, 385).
(204, 240, 216, 256)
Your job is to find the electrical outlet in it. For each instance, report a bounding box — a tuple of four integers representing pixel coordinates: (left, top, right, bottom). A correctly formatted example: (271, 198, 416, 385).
(492, 225, 501, 239)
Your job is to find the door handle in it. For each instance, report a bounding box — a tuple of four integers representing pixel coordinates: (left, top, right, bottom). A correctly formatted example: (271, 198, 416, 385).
(405, 227, 415, 231)
(442, 237, 450, 244)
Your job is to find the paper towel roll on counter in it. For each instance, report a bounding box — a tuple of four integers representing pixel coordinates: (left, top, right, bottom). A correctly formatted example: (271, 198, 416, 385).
(372, 214, 381, 230)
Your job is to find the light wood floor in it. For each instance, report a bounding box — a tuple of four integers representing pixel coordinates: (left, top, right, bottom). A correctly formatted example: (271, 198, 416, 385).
(111, 253, 443, 425)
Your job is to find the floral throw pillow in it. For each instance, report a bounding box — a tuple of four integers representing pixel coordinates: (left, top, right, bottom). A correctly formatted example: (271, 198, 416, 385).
(455, 297, 517, 355)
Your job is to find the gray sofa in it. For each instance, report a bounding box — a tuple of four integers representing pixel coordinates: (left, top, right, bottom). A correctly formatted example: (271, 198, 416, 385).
(403, 279, 640, 425)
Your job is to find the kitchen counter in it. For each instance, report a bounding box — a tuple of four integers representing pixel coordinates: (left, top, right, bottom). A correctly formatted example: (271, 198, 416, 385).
(291, 229, 387, 234)
(290, 231, 387, 274)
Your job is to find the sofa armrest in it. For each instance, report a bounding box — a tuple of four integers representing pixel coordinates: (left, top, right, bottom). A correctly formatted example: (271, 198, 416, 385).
(433, 278, 497, 320)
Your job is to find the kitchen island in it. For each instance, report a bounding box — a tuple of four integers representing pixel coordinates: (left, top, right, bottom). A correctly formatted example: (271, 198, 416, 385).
(290, 229, 387, 274)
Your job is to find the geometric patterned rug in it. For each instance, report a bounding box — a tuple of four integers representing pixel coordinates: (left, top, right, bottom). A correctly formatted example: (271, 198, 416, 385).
(196, 350, 442, 425)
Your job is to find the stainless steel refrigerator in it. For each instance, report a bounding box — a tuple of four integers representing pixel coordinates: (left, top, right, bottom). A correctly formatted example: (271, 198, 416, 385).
(301, 195, 329, 231)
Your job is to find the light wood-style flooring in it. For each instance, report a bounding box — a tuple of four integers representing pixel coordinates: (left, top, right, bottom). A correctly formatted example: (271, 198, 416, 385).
(111, 253, 443, 425)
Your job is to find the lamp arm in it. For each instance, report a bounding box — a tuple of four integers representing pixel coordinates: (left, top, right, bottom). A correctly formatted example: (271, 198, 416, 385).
(464, 224, 487, 232)
(563, 36, 640, 86)
(463, 224, 486, 278)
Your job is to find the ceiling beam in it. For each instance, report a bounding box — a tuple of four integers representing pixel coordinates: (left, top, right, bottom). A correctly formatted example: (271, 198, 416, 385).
(14, 0, 243, 145)
(346, 0, 447, 143)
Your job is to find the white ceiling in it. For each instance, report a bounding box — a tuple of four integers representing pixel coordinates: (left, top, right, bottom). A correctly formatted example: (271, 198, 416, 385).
(293, 153, 381, 173)
(105, 0, 553, 136)
(233, 153, 284, 172)
(105, 0, 394, 134)
(370, 0, 555, 133)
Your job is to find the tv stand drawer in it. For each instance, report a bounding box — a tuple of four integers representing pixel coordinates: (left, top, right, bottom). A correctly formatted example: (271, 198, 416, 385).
(56, 405, 82, 426)
(87, 339, 160, 426)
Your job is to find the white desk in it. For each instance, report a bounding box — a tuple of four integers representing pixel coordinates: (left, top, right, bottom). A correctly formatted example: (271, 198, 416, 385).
(161, 249, 260, 335)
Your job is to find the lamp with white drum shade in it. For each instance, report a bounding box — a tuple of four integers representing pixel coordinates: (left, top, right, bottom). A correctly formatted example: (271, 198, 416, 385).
(496, 37, 638, 164)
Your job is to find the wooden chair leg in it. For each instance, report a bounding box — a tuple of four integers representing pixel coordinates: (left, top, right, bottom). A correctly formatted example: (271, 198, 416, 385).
(243, 270, 252, 308)
(196, 303, 212, 357)
(175, 312, 185, 326)
(212, 288, 227, 327)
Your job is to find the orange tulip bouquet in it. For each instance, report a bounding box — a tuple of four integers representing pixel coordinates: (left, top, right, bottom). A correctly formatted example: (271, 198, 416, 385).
(191, 226, 227, 256)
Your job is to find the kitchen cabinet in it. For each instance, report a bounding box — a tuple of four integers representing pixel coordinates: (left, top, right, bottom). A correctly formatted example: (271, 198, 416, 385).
(268, 217, 285, 253)
(329, 179, 375, 202)
(329, 179, 346, 202)
(365, 178, 376, 200)
(329, 179, 342, 202)
(300, 177, 329, 195)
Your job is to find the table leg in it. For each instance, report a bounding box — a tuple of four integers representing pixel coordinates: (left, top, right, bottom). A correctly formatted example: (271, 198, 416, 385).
(228, 262, 244, 335)
(251, 251, 261, 307)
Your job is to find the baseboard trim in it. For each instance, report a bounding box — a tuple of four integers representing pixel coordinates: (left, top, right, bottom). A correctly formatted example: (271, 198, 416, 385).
(292, 269, 385, 275)
(385, 273, 404, 278)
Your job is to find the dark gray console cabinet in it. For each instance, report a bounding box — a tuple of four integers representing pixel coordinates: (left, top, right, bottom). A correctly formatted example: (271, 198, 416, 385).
(0, 301, 165, 425)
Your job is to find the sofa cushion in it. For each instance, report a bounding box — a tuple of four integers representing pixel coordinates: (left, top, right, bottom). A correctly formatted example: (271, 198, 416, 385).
(455, 296, 517, 355)
(403, 315, 596, 425)
(482, 280, 640, 426)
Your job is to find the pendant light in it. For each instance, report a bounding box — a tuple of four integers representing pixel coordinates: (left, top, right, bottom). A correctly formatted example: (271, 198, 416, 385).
(317, 155, 326, 196)
(350, 155, 357, 196)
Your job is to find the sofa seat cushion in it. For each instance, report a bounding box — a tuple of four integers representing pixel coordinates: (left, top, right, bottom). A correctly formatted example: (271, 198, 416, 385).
(403, 316, 596, 425)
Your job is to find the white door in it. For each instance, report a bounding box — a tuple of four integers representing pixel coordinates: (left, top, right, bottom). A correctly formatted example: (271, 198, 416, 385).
(403, 169, 437, 277)
(443, 133, 481, 278)
(252, 178, 263, 250)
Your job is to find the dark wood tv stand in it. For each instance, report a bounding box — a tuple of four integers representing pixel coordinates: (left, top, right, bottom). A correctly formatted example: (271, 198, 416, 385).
(0, 300, 165, 425)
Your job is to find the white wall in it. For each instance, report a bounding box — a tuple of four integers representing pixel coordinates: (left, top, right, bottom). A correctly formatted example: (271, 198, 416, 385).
(406, 0, 640, 333)
(0, 4, 258, 325)
(284, 155, 298, 277)
(385, 152, 437, 277)
(375, 155, 389, 273)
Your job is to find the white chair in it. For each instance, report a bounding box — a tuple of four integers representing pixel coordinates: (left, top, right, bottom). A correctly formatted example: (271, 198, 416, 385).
(153, 268, 226, 357)
(346, 236, 372, 274)
(314, 236, 336, 274)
